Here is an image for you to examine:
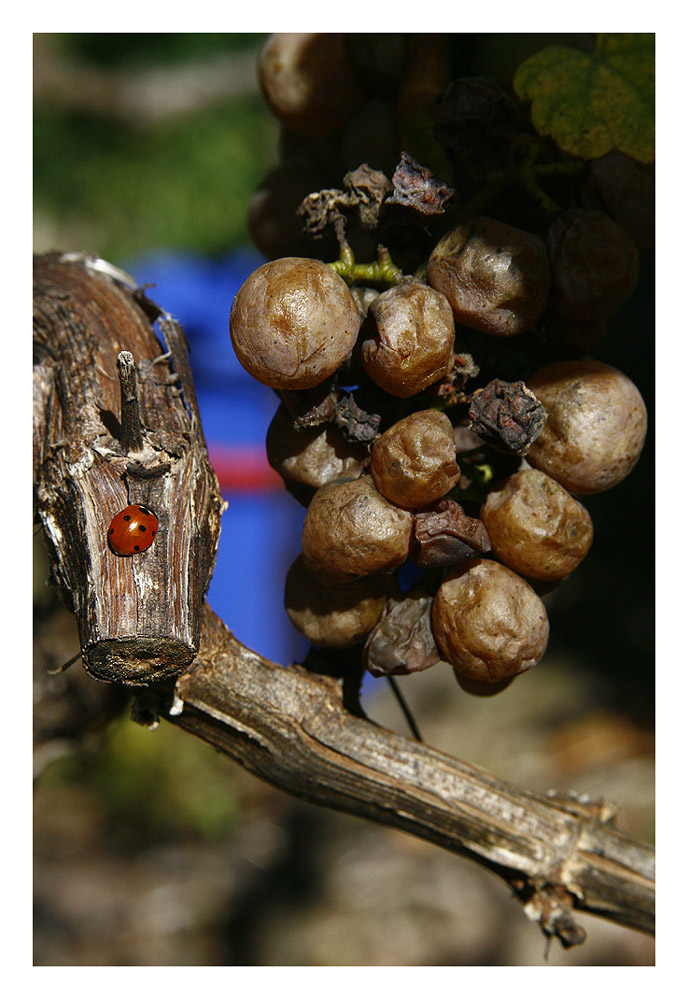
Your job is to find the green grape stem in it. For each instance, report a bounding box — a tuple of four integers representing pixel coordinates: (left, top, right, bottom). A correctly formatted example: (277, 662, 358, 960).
(328, 245, 404, 288)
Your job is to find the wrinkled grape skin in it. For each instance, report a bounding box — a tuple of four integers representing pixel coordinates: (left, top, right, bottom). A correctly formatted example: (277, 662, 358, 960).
(426, 217, 551, 337)
(370, 410, 460, 509)
(432, 558, 549, 684)
(284, 556, 396, 649)
(230, 258, 361, 390)
(258, 33, 365, 137)
(526, 360, 647, 494)
(266, 403, 368, 488)
(481, 469, 593, 582)
(360, 279, 455, 398)
(301, 474, 414, 585)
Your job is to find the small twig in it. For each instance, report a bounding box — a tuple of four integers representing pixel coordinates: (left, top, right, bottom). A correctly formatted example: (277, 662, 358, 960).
(387, 676, 423, 742)
(116, 350, 144, 453)
(47, 651, 82, 675)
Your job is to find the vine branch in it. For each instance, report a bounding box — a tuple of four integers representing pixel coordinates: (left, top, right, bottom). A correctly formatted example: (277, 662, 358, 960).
(33, 252, 654, 949)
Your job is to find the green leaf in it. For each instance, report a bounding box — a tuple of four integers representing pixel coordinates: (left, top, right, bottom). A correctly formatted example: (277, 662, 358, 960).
(513, 34, 654, 163)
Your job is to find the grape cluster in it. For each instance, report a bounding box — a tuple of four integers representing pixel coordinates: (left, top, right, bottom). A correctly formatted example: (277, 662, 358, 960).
(231, 34, 651, 697)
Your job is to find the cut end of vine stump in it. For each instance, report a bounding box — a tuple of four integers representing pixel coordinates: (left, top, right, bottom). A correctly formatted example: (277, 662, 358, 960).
(84, 636, 197, 686)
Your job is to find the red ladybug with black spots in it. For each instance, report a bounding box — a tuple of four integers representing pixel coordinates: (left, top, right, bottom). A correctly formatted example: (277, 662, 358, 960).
(107, 504, 159, 555)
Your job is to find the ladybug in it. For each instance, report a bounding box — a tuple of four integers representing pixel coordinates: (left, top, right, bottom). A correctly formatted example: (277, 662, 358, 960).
(107, 504, 159, 556)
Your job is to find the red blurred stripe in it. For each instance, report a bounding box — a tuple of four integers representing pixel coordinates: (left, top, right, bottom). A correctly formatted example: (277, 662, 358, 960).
(207, 443, 283, 492)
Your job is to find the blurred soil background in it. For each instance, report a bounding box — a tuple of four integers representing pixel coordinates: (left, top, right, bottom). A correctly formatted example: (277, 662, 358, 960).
(33, 33, 654, 966)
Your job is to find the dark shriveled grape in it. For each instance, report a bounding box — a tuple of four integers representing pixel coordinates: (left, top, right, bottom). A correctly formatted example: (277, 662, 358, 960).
(364, 590, 440, 677)
(526, 360, 647, 494)
(258, 33, 365, 137)
(248, 158, 328, 261)
(546, 209, 639, 322)
(427, 216, 551, 337)
(585, 152, 655, 253)
(481, 469, 593, 582)
(432, 558, 549, 685)
(230, 258, 361, 391)
(301, 475, 414, 585)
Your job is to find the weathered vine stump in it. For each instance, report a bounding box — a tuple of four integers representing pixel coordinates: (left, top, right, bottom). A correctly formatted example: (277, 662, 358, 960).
(33, 253, 225, 684)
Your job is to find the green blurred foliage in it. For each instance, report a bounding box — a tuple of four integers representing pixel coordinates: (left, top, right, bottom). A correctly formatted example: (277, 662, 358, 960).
(514, 34, 655, 163)
(45, 714, 242, 847)
(59, 32, 266, 68)
(34, 34, 276, 262)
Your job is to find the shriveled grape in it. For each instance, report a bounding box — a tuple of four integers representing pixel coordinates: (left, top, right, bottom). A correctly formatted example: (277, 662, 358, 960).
(370, 410, 460, 509)
(481, 468, 593, 581)
(546, 208, 639, 322)
(258, 33, 365, 137)
(230, 257, 361, 390)
(301, 474, 413, 584)
(360, 279, 455, 398)
(526, 360, 647, 494)
(266, 403, 368, 489)
(432, 558, 549, 684)
(426, 216, 551, 336)
(284, 556, 396, 649)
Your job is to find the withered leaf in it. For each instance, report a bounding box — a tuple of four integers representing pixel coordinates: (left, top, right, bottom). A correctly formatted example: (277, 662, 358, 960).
(414, 499, 491, 568)
(428, 351, 480, 406)
(281, 384, 338, 429)
(364, 590, 440, 677)
(334, 392, 381, 443)
(343, 164, 393, 232)
(386, 152, 455, 218)
(468, 378, 546, 455)
(297, 188, 353, 238)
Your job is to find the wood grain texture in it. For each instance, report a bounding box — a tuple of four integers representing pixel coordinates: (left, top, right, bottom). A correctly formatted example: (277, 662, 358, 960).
(167, 604, 654, 944)
(33, 253, 225, 684)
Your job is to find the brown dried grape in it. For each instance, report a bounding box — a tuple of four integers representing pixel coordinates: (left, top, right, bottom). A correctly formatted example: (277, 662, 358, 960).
(230, 257, 361, 391)
(364, 590, 440, 677)
(481, 469, 593, 582)
(266, 403, 368, 489)
(426, 216, 551, 336)
(546, 209, 639, 322)
(413, 499, 491, 568)
(526, 360, 648, 494)
(301, 474, 414, 584)
(285, 556, 397, 649)
(258, 33, 365, 137)
(360, 279, 455, 398)
(455, 674, 515, 697)
(432, 558, 549, 685)
(370, 410, 460, 509)
(586, 152, 655, 253)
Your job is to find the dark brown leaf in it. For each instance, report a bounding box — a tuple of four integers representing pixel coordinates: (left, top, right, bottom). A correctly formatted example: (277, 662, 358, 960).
(334, 392, 381, 443)
(386, 152, 455, 218)
(343, 164, 394, 231)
